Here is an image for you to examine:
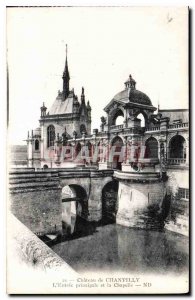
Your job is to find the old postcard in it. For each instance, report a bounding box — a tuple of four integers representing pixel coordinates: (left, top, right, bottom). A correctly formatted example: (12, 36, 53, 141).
(7, 6, 189, 294)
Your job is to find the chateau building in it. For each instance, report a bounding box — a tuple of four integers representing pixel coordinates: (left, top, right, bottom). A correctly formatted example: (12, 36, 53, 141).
(11, 49, 189, 236)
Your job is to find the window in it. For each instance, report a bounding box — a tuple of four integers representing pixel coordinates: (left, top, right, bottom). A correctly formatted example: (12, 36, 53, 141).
(177, 188, 189, 200)
(47, 125, 55, 148)
(169, 135, 186, 159)
(80, 124, 86, 134)
(35, 139, 39, 151)
(145, 137, 158, 158)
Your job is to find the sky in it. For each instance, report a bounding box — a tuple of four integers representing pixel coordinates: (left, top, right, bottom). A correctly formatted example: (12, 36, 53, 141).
(7, 6, 188, 145)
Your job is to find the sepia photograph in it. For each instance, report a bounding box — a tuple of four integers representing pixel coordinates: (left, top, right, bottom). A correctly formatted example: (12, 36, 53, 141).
(6, 5, 189, 294)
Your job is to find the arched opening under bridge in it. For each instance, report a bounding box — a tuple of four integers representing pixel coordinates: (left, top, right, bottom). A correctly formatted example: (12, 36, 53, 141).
(101, 180, 119, 225)
(61, 184, 88, 235)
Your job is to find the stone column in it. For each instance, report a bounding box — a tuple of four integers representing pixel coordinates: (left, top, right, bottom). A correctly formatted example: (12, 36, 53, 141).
(40, 124, 44, 162)
(123, 108, 128, 128)
(88, 177, 103, 222)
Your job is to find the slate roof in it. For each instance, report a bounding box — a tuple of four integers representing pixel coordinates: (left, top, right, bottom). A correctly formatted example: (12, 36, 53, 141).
(49, 92, 74, 115)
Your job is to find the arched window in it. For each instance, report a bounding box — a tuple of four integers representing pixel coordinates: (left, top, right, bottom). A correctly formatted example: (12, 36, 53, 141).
(86, 141, 92, 157)
(35, 139, 39, 151)
(169, 135, 186, 159)
(115, 116, 124, 125)
(145, 137, 158, 158)
(80, 124, 86, 134)
(111, 136, 124, 170)
(112, 109, 124, 126)
(137, 113, 146, 127)
(47, 125, 55, 148)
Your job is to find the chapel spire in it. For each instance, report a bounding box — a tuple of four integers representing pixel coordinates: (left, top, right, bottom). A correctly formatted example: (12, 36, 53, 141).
(62, 44, 70, 100)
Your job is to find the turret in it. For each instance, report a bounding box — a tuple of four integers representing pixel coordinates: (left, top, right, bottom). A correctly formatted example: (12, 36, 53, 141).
(40, 102, 47, 117)
(87, 100, 91, 120)
(73, 95, 80, 114)
(125, 74, 136, 90)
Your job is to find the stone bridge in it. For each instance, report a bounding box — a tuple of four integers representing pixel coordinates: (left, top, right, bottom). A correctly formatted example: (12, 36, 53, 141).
(9, 167, 116, 235)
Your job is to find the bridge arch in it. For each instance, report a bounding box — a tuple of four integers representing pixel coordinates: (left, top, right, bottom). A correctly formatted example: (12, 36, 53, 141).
(101, 180, 119, 224)
(61, 184, 88, 235)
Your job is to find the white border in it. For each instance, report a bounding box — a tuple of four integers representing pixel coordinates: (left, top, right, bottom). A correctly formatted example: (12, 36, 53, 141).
(0, 1, 194, 299)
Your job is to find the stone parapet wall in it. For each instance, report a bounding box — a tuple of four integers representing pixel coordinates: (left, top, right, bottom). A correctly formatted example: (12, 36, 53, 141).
(9, 169, 62, 235)
(7, 213, 76, 273)
(165, 218, 189, 236)
(9, 168, 114, 234)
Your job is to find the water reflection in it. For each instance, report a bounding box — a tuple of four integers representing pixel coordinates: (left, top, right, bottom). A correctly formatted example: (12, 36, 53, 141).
(50, 221, 188, 275)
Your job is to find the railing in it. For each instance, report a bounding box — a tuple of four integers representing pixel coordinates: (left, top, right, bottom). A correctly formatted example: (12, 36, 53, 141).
(110, 124, 124, 131)
(168, 122, 189, 129)
(145, 126, 160, 132)
(168, 158, 186, 165)
(145, 122, 188, 132)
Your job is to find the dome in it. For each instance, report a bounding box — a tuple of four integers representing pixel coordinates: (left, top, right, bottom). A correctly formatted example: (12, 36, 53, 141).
(129, 89, 153, 106)
(113, 88, 152, 106)
(112, 74, 153, 106)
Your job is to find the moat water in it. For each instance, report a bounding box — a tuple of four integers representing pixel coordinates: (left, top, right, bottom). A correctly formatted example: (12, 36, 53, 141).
(49, 218, 189, 274)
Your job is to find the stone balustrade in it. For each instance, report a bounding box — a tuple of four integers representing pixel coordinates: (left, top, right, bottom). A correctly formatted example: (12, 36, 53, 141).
(145, 126, 160, 132)
(109, 124, 124, 131)
(168, 122, 189, 129)
(168, 158, 186, 165)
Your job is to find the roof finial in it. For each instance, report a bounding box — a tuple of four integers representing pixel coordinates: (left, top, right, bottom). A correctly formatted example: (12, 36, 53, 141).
(81, 87, 85, 103)
(129, 74, 136, 89)
(157, 102, 160, 113)
(66, 44, 68, 60)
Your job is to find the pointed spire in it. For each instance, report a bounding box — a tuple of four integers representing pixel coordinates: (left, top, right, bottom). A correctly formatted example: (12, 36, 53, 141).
(62, 44, 70, 100)
(157, 102, 160, 114)
(81, 87, 85, 103)
(87, 100, 91, 110)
